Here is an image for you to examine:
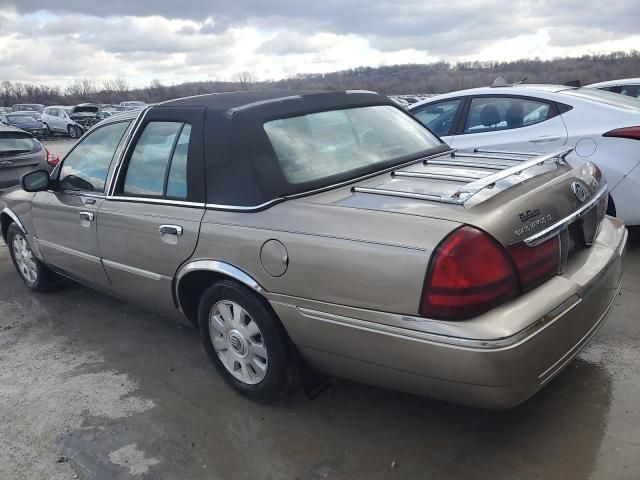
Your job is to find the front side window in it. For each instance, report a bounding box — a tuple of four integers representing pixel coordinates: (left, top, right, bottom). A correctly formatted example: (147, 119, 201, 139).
(264, 105, 440, 184)
(59, 121, 130, 192)
(464, 97, 552, 134)
(412, 99, 461, 137)
(122, 121, 191, 199)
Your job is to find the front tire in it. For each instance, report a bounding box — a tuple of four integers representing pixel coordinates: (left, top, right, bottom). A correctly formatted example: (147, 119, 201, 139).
(43, 123, 52, 138)
(198, 280, 297, 402)
(6, 223, 58, 292)
(67, 124, 81, 139)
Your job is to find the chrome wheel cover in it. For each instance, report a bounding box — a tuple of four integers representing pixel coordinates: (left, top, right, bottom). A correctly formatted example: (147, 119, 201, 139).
(209, 300, 268, 385)
(12, 233, 38, 285)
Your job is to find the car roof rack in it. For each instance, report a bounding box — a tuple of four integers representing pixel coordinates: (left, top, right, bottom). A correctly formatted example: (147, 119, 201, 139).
(353, 147, 574, 205)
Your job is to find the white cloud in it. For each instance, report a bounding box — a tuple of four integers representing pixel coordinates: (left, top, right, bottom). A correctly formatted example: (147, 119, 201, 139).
(0, 1, 638, 85)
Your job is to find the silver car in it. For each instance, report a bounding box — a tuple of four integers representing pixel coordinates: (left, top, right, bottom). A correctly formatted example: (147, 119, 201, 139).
(0, 91, 627, 408)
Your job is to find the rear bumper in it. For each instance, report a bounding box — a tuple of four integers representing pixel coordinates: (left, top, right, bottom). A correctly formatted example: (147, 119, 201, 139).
(270, 216, 628, 409)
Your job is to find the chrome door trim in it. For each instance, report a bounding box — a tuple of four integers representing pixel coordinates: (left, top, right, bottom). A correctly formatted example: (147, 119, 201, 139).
(2, 207, 26, 233)
(37, 238, 101, 263)
(107, 107, 150, 197)
(102, 259, 168, 281)
(105, 196, 205, 208)
(176, 260, 265, 293)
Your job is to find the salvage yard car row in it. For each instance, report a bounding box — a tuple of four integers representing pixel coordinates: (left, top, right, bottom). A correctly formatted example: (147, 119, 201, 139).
(0, 89, 629, 409)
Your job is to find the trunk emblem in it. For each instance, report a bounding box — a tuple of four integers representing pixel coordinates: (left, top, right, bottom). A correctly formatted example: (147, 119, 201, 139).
(571, 182, 589, 203)
(519, 209, 540, 222)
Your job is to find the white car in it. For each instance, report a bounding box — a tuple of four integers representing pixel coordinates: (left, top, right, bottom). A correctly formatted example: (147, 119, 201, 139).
(408, 85, 640, 225)
(587, 78, 640, 99)
(41, 106, 83, 139)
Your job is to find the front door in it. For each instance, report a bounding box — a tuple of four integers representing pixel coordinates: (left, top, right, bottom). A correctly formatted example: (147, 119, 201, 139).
(97, 107, 206, 317)
(31, 119, 132, 287)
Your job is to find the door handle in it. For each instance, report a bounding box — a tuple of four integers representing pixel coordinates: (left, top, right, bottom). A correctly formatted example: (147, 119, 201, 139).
(79, 211, 94, 221)
(159, 225, 183, 236)
(529, 135, 561, 143)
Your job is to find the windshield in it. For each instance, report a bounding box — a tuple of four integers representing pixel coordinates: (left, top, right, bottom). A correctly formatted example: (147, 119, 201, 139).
(8, 115, 38, 124)
(0, 132, 38, 154)
(565, 88, 640, 110)
(264, 105, 441, 184)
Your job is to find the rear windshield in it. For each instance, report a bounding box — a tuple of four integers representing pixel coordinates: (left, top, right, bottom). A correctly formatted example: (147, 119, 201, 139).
(264, 105, 441, 184)
(0, 132, 39, 155)
(8, 115, 38, 124)
(564, 88, 640, 110)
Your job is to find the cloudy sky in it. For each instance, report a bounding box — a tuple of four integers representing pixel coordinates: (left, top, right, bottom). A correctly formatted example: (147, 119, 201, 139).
(0, 0, 638, 86)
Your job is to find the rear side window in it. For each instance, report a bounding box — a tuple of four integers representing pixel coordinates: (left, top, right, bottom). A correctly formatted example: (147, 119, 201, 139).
(59, 121, 130, 192)
(411, 99, 461, 136)
(464, 97, 552, 134)
(122, 121, 191, 199)
(0, 132, 40, 155)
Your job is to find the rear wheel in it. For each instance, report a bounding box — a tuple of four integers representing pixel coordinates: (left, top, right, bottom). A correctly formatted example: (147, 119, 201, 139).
(67, 124, 81, 139)
(198, 280, 297, 402)
(6, 223, 58, 292)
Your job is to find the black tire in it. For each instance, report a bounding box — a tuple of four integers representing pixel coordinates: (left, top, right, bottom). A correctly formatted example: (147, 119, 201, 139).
(67, 125, 81, 139)
(6, 223, 59, 292)
(43, 123, 52, 138)
(198, 280, 298, 402)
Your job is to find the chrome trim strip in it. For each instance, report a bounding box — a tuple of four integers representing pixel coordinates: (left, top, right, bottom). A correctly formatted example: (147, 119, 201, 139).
(392, 171, 483, 183)
(455, 152, 530, 162)
(296, 294, 582, 351)
(226, 95, 303, 116)
(36, 239, 101, 263)
(427, 159, 513, 170)
(538, 277, 623, 386)
(176, 260, 265, 293)
(352, 186, 463, 204)
(102, 259, 167, 281)
(205, 199, 281, 211)
(524, 183, 608, 246)
(2, 207, 26, 233)
(470, 148, 538, 157)
(106, 196, 205, 208)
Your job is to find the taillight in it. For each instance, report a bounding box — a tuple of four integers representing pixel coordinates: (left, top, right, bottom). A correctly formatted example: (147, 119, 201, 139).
(45, 147, 60, 167)
(420, 226, 518, 320)
(603, 126, 640, 141)
(508, 236, 560, 292)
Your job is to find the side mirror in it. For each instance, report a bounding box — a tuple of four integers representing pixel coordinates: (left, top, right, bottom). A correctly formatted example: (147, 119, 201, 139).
(20, 170, 51, 192)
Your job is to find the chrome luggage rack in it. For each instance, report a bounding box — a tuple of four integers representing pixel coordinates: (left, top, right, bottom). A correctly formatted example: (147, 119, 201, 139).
(353, 147, 574, 205)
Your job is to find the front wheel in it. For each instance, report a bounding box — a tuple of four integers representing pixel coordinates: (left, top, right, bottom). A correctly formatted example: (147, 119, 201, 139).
(67, 124, 81, 139)
(198, 280, 298, 402)
(7, 223, 59, 292)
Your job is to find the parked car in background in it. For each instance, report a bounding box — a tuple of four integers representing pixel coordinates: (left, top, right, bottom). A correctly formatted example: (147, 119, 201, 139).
(0, 112, 48, 138)
(0, 91, 627, 409)
(117, 101, 146, 112)
(0, 124, 56, 190)
(11, 104, 45, 119)
(409, 84, 640, 225)
(42, 105, 110, 138)
(587, 78, 640, 99)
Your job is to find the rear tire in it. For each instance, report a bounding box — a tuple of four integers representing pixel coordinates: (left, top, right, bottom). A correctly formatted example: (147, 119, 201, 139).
(198, 280, 298, 402)
(6, 223, 59, 292)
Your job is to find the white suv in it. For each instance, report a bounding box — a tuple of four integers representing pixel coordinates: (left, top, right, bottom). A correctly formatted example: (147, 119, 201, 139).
(41, 106, 83, 139)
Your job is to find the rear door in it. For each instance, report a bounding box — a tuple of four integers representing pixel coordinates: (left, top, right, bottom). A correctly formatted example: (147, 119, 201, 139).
(0, 130, 45, 189)
(31, 119, 132, 287)
(450, 95, 568, 152)
(97, 107, 206, 318)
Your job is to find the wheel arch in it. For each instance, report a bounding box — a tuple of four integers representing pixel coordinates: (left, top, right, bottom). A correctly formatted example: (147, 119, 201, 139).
(1, 208, 26, 242)
(175, 260, 267, 327)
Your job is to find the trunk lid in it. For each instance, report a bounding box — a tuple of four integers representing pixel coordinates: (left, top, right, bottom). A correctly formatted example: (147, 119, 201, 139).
(0, 131, 45, 189)
(303, 148, 607, 249)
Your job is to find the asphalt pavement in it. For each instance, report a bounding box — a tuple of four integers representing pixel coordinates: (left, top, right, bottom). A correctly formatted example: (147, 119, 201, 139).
(0, 236, 639, 480)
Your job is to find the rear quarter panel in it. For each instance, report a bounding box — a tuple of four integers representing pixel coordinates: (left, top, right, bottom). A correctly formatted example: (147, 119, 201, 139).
(194, 203, 459, 315)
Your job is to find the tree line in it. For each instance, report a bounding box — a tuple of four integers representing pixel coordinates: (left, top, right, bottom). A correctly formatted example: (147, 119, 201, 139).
(1, 51, 638, 107)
